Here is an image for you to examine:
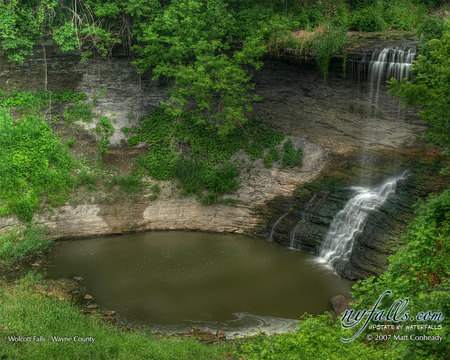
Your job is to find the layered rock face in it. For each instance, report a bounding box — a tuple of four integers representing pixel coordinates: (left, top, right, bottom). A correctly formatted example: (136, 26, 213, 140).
(0, 39, 435, 280)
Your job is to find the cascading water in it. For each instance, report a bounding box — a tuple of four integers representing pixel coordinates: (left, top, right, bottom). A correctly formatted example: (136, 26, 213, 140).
(268, 212, 289, 242)
(368, 47, 416, 108)
(358, 47, 415, 179)
(289, 194, 317, 249)
(318, 171, 408, 269)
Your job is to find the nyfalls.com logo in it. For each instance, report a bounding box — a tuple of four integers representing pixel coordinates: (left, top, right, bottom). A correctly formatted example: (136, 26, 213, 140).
(340, 290, 445, 342)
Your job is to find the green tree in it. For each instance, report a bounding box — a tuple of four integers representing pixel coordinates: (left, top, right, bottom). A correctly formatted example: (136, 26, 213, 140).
(0, 108, 74, 221)
(388, 18, 449, 147)
(133, 0, 267, 136)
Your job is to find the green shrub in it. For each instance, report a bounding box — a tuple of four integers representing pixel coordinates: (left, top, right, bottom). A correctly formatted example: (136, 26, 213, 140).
(63, 102, 94, 123)
(127, 135, 140, 146)
(174, 157, 208, 194)
(206, 163, 240, 195)
(150, 183, 161, 194)
(137, 145, 178, 180)
(235, 313, 401, 360)
(383, 0, 425, 31)
(77, 169, 97, 188)
(111, 174, 142, 193)
(351, 190, 449, 359)
(65, 138, 75, 148)
(282, 140, 303, 168)
(348, 0, 378, 10)
(263, 146, 280, 168)
(0, 226, 52, 267)
(264, 153, 273, 168)
(417, 16, 444, 45)
(313, 23, 348, 79)
(388, 19, 450, 147)
(174, 157, 239, 198)
(95, 116, 114, 156)
(0, 89, 87, 114)
(0, 109, 74, 221)
(350, 6, 387, 31)
(130, 109, 284, 201)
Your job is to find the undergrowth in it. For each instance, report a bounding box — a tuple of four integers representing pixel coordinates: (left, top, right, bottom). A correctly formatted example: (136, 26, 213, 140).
(0, 225, 51, 268)
(126, 108, 303, 202)
(0, 108, 75, 221)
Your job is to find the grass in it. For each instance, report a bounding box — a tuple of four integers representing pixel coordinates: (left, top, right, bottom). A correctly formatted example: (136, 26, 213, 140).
(0, 274, 233, 360)
(0, 226, 52, 268)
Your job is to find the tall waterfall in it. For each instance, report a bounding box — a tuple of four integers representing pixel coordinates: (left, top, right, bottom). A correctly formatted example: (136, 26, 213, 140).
(318, 172, 408, 268)
(368, 47, 416, 107)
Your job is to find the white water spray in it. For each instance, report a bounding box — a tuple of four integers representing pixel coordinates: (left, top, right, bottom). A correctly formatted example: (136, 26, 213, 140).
(318, 172, 408, 268)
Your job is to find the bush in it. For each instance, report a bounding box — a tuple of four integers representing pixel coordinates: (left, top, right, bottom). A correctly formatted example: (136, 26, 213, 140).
(0, 89, 87, 115)
(312, 23, 348, 79)
(95, 116, 114, 156)
(130, 109, 285, 201)
(282, 140, 303, 168)
(63, 102, 94, 123)
(0, 109, 74, 221)
(137, 145, 178, 180)
(174, 157, 239, 198)
(111, 174, 142, 193)
(263, 146, 280, 168)
(352, 190, 449, 359)
(417, 16, 444, 44)
(383, 0, 426, 31)
(350, 6, 387, 31)
(235, 313, 401, 360)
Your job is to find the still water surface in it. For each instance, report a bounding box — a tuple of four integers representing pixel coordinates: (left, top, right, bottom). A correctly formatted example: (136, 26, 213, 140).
(47, 231, 352, 335)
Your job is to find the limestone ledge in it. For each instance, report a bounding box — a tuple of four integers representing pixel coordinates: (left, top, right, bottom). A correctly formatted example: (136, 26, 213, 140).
(0, 137, 327, 239)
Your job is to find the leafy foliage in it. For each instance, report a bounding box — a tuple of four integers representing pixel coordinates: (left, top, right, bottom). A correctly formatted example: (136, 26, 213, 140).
(174, 157, 239, 202)
(0, 89, 87, 115)
(388, 18, 450, 147)
(312, 23, 348, 79)
(95, 116, 114, 156)
(235, 313, 400, 360)
(282, 139, 303, 168)
(0, 0, 51, 63)
(0, 108, 74, 221)
(351, 190, 450, 359)
(129, 108, 289, 201)
(349, 0, 426, 31)
(132, 0, 267, 136)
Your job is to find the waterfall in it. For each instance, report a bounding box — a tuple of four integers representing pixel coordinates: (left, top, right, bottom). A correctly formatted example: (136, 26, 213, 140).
(368, 47, 416, 108)
(268, 212, 289, 242)
(318, 172, 408, 268)
(289, 194, 317, 249)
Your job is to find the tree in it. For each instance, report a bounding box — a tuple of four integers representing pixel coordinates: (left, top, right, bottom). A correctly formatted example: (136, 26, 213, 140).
(388, 18, 450, 148)
(132, 0, 267, 135)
